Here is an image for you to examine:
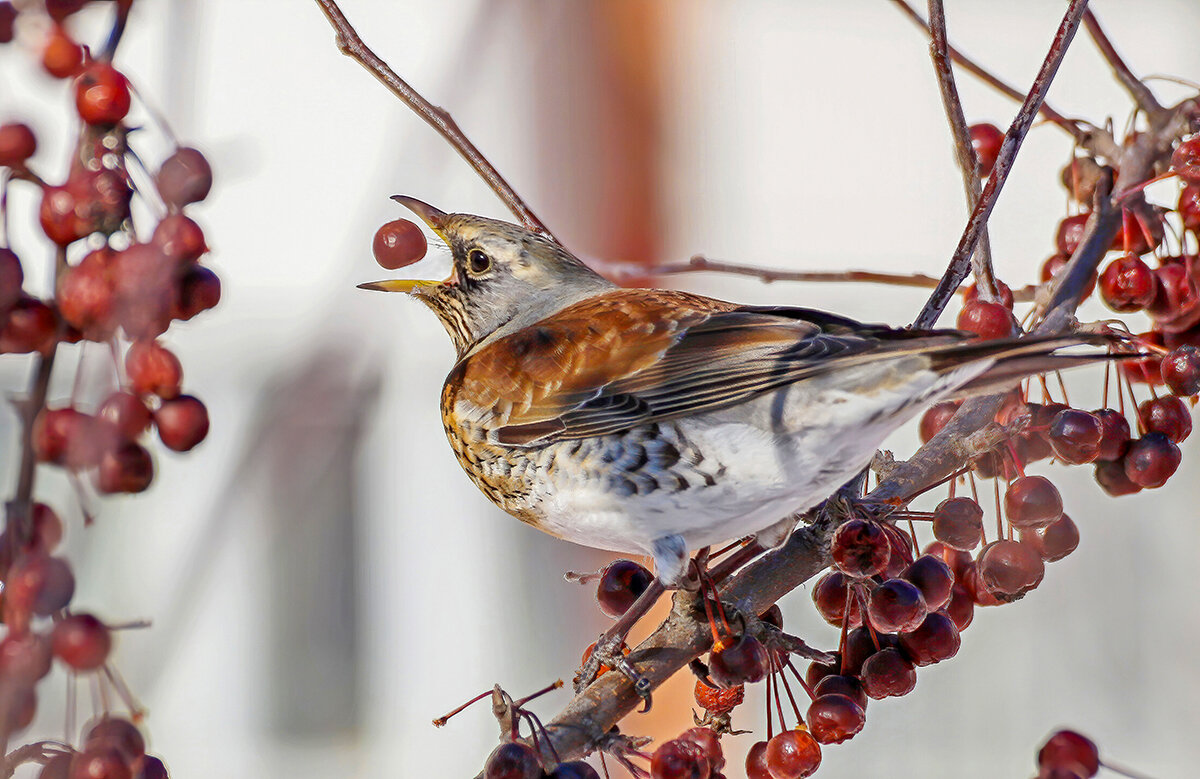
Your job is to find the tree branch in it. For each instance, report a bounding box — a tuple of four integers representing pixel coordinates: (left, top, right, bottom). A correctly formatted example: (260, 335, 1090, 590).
(926, 0, 999, 301)
(888, 0, 1086, 143)
(312, 0, 559, 242)
(913, 0, 1091, 329)
(1082, 10, 1164, 119)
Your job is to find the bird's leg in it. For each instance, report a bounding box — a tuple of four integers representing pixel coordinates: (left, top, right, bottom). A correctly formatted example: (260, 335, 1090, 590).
(574, 577, 665, 696)
(650, 534, 700, 591)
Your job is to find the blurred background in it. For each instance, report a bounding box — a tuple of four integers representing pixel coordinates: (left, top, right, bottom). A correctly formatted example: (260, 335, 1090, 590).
(1, 0, 1199, 776)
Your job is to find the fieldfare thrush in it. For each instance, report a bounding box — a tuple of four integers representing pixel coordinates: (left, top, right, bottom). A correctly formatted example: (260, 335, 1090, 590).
(362, 197, 1118, 587)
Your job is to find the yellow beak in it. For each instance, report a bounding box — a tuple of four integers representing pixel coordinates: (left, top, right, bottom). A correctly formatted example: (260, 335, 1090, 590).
(356, 279, 442, 294)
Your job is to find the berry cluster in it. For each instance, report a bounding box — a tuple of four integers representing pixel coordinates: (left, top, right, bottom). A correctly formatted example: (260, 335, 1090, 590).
(1, 2, 219, 775)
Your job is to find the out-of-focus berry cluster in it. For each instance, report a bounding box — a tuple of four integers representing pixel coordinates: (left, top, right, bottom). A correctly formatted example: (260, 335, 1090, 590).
(1, 2, 218, 776)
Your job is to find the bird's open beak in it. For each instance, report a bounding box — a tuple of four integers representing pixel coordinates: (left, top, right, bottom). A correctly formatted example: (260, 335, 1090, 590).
(356, 278, 443, 294)
(359, 196, 454, 294)
(391, 195, 449, 239)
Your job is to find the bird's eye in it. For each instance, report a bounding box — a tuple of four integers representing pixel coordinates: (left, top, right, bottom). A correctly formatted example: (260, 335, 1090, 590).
(467, 249, 492, 275)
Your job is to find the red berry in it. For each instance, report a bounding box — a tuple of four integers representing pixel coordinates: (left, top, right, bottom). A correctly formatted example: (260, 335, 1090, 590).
(1123, 432, 1181, 488)
(1139, 396, 1192, 442)
(764, 730, 821, 779)
(38, 754, 73, 779)
(0, 682, 36, 733)
(962, 280, 1014, 308)
(650, 738, 709, 779)
(694, 678, 743, 714)
(842, 626, 896, 677)
(0, 247, 21, 311)
(32, 407, 89, 465)
(881, 522, 915, 578)
(745, 741, 771, 779)
(1094, 458, 1142, 496)
(0, 297, 57, 354)
(1041, 252, 1098, 299)
(1099, 254, 1156, 312)
(944, 583, 975, 630)
(175, 265, 221, 320)
(0, 632, 52, 682)
(1061, 157, 1107, 205)
(125, 340, 183, 399)
(51, 613, 111, 670)
(969, 123, 1004, 176)
(898, 611, 961, 666)
(932, 497, 983, 551)
(137, 756, 169, 779)
(956, 299, 1018, 340)
(154, 395, 209, 452)
(58, 248, 117, 341)
(595, 559, 652, 619)
(0, 122, 36, 168)
(1048, 409, 1103, 464)
(1004, 476, 1063, 530)
(901, 554, 954, 611)
(98, 391, 153, 440)
(373, 219, 428, 270)
(1038, 730, 1100, 778)
(28, 503, 64, 552)
(805, 657, 840, 690)
(919, 400, 960, 443)
(807, 694, 866, 745)
(5, 553, 75, 616)
(1171, 136, 1200, 184)
(977, 539, 1044, 598)
(1055, 214, 1089, 255)
(1036, 514, 1080, 562)
(812, 674, 868, 710)
(831, 518, 890, 577)
(867, 578, 927, 634)
(861, 647, 916, 699)
(1179, 183, 1200, 233)
(924, 540, 971, 579)
(84, 716, 145, 766)
(42, 25, 83, 79)
(0, 3, 14, 45)
(69, 747, 132, 779)
(156, 147, 213, 208)
(1092, 408, 1132, 461)
(45, 0, 90, 21)
(547, 763, 600, 779)
(1161, 345, 1200, 396)
(1147, 262, 1198, 324)
(680, 728, 724, 773)
(95, 442, 154, 494)
(39, 183, 85, 246)
(709, 633, 769, 688)
(152, 215, 207, 264)
(811, 570, 859, 628)
(75, 63, 132, 126)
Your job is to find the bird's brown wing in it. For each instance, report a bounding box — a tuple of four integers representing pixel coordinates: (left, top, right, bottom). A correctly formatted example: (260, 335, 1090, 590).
(446, 288, 977, 447)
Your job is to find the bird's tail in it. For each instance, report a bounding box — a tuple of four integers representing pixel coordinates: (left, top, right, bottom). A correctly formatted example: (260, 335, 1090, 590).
(929, 331, 1146, 398)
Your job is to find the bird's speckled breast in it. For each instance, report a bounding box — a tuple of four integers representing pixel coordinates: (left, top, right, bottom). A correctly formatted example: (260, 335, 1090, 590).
(440, 375, 727, 537)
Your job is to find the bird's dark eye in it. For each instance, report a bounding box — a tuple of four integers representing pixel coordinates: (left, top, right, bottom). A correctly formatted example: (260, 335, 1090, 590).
(467, 249, 492, 275)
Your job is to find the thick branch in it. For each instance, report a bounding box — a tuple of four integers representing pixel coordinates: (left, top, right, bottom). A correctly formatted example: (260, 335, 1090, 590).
(312, 0, 558, 242)
(1082, 10, 1163, 119)
(927, 0, 998, 301)
(913, 0, 1091, 329)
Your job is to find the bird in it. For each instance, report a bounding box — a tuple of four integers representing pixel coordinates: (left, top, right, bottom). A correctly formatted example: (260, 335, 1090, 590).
(361, 196, 1118, 588)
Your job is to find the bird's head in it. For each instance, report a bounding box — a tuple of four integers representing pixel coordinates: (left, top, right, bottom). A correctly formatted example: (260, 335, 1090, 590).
(360, 196, 613, 356)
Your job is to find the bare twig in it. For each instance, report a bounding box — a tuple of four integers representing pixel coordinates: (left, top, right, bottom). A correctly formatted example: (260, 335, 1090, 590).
(913, 0, 1091, 329)
(312, 0, 558, 242)
(606, 255, 945, 290)
(1082, 10, 1164, 119)
(926, 0, 999, 301)
(889, 0, 1086, 143)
